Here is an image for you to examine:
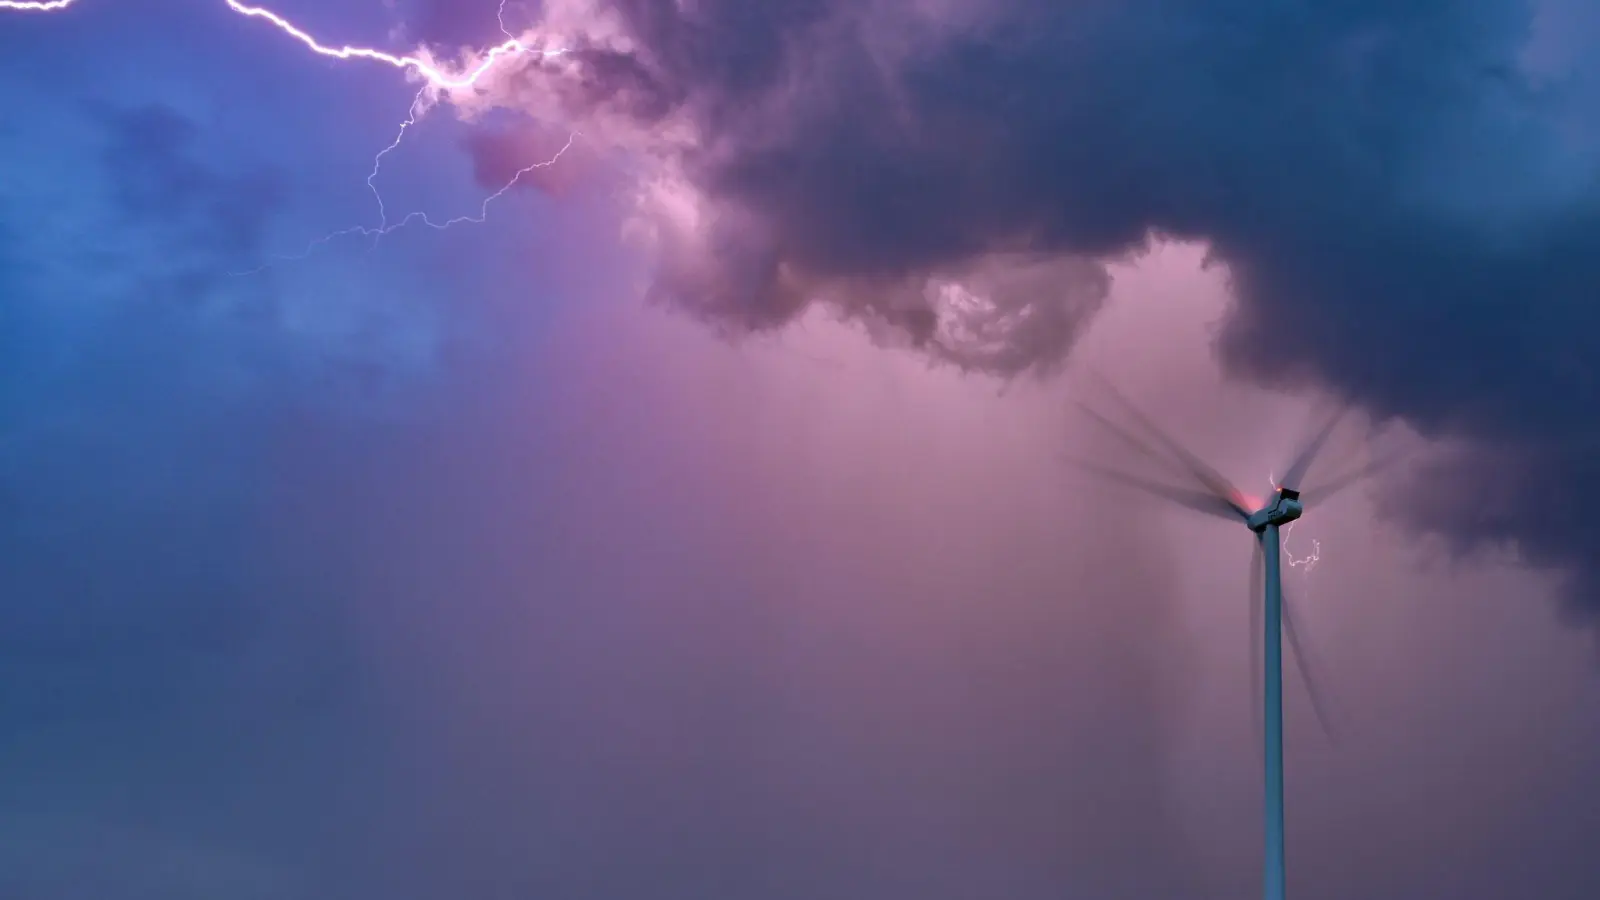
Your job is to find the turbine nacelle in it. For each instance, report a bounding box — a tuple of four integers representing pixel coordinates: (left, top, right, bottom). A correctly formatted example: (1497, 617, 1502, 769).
(1247, 488, 1303, 532)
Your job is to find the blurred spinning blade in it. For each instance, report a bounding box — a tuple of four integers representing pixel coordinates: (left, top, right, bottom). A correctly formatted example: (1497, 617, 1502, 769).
(1064, 456, 1247, 523)
(1075, 376, 1250, 518)
(1279, 406, 1347, 493)
(1283, 580, 1339, 745)
(1302, 447, 1409, 508)
(1246, 541, 1340, 747)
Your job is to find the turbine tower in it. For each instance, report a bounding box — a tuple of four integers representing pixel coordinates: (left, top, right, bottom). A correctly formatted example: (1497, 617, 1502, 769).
(1069, 381, 1392, 900)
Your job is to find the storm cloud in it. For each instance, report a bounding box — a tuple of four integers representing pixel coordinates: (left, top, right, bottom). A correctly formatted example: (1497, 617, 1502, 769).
(434, 0, 1600, 626)
(6, 0, 1600, 887)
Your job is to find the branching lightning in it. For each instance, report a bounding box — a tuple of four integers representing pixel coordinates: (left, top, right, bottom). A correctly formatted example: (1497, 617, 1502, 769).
(6, 0, 578, 271)
(237, 97, 580, 275)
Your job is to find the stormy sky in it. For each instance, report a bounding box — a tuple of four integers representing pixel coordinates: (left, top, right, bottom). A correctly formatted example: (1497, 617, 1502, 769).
(2, 0, 1599, 897)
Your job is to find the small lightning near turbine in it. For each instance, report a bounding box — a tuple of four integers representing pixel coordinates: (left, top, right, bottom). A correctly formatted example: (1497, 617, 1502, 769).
(1270, 472, 1321, 572)
(1283, 522, 1320, 571)
(6, 0, 578, 270)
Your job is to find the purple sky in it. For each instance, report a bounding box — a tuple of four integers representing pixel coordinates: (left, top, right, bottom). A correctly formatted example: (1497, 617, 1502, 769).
(2, 1, 1600, 897)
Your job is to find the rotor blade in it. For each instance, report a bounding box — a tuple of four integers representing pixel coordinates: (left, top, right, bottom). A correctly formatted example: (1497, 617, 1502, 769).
(1279, 406, 1347, 492)
(1088, 375, 1250, 515)
(1281, 582, 1339, 745)
(1249, 536, 1264, 759)
(1074, 403, 1197, 483)
(1064, 456, 1247, 522)
(1303, 447, 1410, 507)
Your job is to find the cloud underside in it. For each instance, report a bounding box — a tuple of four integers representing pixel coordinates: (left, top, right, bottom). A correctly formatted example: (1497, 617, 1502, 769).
(437, 0, 1600, 622)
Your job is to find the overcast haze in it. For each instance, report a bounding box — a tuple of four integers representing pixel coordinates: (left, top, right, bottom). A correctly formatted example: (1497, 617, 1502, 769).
(3, 1, 1600, 897)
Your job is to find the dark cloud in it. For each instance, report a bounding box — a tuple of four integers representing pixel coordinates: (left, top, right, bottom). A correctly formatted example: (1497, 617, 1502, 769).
(460, 0, 1600, 626)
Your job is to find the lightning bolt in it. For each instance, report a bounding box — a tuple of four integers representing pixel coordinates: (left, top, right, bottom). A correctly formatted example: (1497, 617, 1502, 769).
(219, 0, 564, 91)
(1283, 521, 1320, 571)
(1268, 471, 1321, 573)
(4, 0, 562, 88)
(0, 1, 79, 10)
(7, 0, 577, 270)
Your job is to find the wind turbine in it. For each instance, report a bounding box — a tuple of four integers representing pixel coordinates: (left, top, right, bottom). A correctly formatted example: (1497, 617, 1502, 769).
(1067, 381, 1395, 900)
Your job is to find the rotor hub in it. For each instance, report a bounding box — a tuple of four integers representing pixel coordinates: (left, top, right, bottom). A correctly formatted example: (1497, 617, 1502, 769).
(1247, 488, 1303, 532)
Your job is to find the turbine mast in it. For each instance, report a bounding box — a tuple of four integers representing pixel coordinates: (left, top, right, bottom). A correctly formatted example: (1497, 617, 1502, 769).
(1072, 385, 1362, 900)
(1262, 523, 1286, 900)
